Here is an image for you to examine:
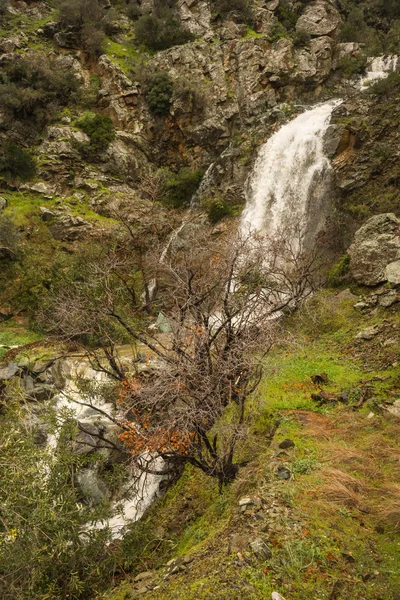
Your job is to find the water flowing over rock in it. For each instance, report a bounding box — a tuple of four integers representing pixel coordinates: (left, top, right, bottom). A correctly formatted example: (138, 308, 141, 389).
(358, 55, 400, 89)
(47, 360, 166, 538)
(239, 101, 340, 244)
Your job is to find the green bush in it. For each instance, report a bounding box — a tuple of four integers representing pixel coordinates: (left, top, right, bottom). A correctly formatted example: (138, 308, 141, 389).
(387, 19, 400, 52)
(76, 112, 115, 155)
(0, 144, 35, 181)
(145, 72, 174, 115)
(0, 401, 123, 600)
(205, 196, 234, 224)
(0, 55, 80, 132)
(340, 6, 383, 54)
(126, 0, 141, 21)
(337, 55, 367, 78)
(292, 28, 311, 47)
(57, 0, 107, 57)
(276, 0, 298, 31)
(327, 254, 350, 287)
(367, 72, 400, 97)
(268, 22, 289, 43)
(162, 167, 204, 209)
(212, 0, 252, 24)
(134, 9, 193, 51)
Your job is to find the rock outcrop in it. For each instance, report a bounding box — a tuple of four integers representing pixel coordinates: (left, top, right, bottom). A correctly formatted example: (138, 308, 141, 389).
(348, 214, 400, 286)
(296, 0, 341, 37)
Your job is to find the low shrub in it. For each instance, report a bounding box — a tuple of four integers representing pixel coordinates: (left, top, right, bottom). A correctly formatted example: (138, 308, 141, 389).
(145, 72, 174, 115)
(126, 0, 141, 21)
(76, 112, 115, 155)
(367, 72, 400, 97)
(268, 22, 289, 43)
(0, 55, 80, 132)
(205, 196, 234, 224)
(0, 144, 36, 181)
(162, 168, 204, 209)
(340, 7, 383, 55)
(292, 28, 311, 47)
(327, 254, 351, 287)
(337, 55, 367, 78)
(212, 0, 252, 24)
(276, 0, 298, 31)
(174, 78, 206, 116)
(134, 9, 193, 51)
(57, 0, 107, 57)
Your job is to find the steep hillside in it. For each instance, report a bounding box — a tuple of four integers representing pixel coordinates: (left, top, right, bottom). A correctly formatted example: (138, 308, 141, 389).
(1, 1, 400, 600)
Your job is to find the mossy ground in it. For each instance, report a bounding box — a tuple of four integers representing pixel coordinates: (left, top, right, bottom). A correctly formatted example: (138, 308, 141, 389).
(103, 289, 400, 600)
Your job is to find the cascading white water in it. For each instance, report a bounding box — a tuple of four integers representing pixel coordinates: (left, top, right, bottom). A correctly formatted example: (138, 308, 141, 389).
(359, 55, 400, 89)
(48, 360, 165, 539)
(240, 101, 341, 242)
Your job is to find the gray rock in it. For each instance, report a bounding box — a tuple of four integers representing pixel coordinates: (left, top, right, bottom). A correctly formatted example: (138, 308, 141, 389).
(53, 30, 81, 49)
(29, 384, 56, 402)
(296, 1, 341, 37)
(354, 301, 370, 311)
(40, 207, 56, 222)
(386, 261, 400, 286)
(348, 214, 400, 286)
(378, 290, 399, 308)
(279, 438, 295, 449)
(51, 360, 67, 390)
(23, 375, 35, 396)
(0, 362, 19, 380)
(276, 465, 291, 480)
(134, 572, 154, 583)
(239, 496, 254, 507)
(0, 197, 7, 211)
(250, 537, 272, 559)
(355, 325, 380, 341)
(272, 593, 287, 600)
(73, 423, 103, 455)
(387, 400, 400, 417)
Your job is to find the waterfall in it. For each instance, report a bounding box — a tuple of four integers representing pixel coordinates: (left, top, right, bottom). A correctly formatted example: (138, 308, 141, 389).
(240, 101, 341, 243)
(359, 55, 400, 89)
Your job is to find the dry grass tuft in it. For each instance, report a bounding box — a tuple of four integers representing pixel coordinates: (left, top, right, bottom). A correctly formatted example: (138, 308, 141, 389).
(378, 484, 400, 530)
(320, 468, 367, 508)
(325, 445, 379, 478)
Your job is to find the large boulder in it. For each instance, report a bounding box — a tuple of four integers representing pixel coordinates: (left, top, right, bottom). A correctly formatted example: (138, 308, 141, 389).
(348, 214, 400, 286)
(296, 1, 341, 37)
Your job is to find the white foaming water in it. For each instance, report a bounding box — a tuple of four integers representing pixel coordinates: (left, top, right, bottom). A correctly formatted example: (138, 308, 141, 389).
(48, 360, 164, 539)
(359, 55, 400, 89)
(240, 101, 341, 241)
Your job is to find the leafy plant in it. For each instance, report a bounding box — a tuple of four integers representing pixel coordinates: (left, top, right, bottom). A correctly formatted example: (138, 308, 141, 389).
(205, 196, 235, 223)
(145, 72, 174, 115)
(212, 0, 252, 24)
(337, 55, 368, 78)
(0, 144, 36, 181)
(162, 167, 204, 209)
(76, 112, 115, 155)
(268, 22, 289, 43)
(0, 400, 122, 600)
(134, 8, 193, 51)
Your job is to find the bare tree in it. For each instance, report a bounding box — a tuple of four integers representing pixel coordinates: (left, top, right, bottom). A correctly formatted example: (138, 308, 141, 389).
(44, 225, 323, 487)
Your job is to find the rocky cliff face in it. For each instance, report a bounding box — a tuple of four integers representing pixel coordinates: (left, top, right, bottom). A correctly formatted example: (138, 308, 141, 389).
(0, 0, 356, 213)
